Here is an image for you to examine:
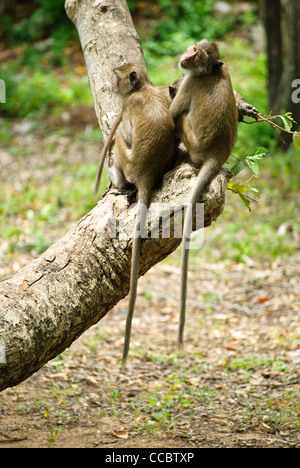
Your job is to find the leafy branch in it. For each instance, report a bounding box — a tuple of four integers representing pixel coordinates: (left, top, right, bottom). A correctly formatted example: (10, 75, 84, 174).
(228, 110, 300, 210)
(227, 147, 268, 211)
(244, 111, 300, 148)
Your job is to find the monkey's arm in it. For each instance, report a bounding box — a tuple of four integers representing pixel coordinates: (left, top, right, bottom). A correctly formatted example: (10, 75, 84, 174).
(93, 113, 122, 196)
(233, 90, 258, 122)
(169, 78, 258, 123)
(169, 85, 191, 120)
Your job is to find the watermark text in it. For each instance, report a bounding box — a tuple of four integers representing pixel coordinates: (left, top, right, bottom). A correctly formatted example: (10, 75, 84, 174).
(291, 79, 300, 104)
(0, 340, 6, 364)
(98, 198, 205, 250)
(0, 79, 6, 103)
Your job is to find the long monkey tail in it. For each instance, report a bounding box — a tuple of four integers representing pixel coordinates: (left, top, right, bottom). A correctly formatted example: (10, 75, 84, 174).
(178, 158, 220, 350)
(122, 194, 150, 367)
(93, 114, 122, 196)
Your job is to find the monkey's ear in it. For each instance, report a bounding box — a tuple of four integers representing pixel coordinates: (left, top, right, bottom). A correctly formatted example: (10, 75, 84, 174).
(130, 71, 139, 86)
(212, 60, 224, 72)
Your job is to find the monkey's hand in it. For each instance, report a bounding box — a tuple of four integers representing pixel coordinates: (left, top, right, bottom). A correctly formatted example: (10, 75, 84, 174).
(237, 98, 259, 122)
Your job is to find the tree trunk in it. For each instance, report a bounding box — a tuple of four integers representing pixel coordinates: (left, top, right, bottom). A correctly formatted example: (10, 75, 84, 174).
(263, 0, 300, 143)
(65, 0, 146, 142)
(277, 0, 300, 139)
(0, 0, 232, 391)
(262, 0, 283, 106)
(0, 0, 15, 15)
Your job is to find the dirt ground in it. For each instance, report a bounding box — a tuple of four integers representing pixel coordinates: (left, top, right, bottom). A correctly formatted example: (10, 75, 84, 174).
(0, 252, 299, 448)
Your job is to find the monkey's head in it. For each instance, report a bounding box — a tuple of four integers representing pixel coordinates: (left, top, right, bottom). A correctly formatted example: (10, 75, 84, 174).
(180, 40, 224, 76)
(112, 64, 151, 96)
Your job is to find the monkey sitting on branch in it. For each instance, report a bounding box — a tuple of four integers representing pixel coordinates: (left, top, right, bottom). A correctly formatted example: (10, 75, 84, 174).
(169, 40, 239, 350)
(103, 64, 175, 366)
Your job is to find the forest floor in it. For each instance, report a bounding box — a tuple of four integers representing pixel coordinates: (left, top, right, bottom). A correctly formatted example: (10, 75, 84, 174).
(0, 253, 299, 448)
(0, 127, 299, 448)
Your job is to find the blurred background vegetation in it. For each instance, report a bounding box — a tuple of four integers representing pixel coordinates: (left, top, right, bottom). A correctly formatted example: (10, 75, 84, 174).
(0, 0, 299, 274)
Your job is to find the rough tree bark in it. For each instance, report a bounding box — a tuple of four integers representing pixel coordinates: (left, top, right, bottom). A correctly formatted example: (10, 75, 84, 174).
(0, 0, 16, 15)
(0, 0, 232, 392)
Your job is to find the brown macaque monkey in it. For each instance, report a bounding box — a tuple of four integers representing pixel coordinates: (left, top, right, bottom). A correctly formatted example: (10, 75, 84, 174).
(108, 64, 174, 366)
(93, 86, 176, 196)
(169, 40, 238, 350)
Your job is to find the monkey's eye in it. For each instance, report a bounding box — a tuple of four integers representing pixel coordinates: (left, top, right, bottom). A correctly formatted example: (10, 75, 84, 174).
(197, 53, 203, 59)
(193, 47, 198, 53)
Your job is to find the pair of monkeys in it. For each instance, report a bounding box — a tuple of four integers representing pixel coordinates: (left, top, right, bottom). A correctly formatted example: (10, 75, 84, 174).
(94, 39, 258, 366)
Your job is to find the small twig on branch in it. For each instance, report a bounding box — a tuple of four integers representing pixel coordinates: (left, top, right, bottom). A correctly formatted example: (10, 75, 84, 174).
(243, 112, 300, 135)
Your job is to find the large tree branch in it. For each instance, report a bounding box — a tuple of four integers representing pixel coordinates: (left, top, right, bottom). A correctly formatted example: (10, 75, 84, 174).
(0, 165, 231, 391)
(0, 0, 232, 391)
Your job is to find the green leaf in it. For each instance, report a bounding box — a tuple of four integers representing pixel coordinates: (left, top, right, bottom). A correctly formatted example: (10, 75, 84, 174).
(231, 160, 246, 176)
(249, 187, 260, 198)
(279, 114, 293, 132)
(244, 147, 268, 175)
(245, 159, 260, 175)
(228, 182, 247, 194)
(239, 194, 251, 211)
(293, 133, 300, 150)
(285, 112, 296, 124)
(247, 147, 268, 160)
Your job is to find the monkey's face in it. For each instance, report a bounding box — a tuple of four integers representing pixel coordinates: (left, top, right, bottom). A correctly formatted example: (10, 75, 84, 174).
(180, 40, 223, 76)
(180, 44, 207, 70)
